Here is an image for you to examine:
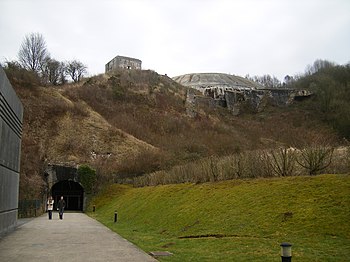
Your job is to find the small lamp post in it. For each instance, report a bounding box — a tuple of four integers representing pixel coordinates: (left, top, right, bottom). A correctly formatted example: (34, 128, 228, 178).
(114, 211, 118, 223)
(280, 242, 292, 262)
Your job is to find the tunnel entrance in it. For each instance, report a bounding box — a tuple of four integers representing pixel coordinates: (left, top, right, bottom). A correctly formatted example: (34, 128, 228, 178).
(51, 180, 84, 211)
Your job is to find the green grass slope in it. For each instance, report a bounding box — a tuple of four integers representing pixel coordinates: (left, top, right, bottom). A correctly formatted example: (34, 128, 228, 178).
(87, 174, 350, 261)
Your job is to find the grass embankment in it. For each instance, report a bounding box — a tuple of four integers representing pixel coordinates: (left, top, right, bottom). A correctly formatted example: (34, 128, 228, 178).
(87, 174, 350, 261)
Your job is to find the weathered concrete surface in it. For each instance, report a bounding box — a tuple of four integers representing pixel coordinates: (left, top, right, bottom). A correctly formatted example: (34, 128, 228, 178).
(175, 73, 312, 115)
(173, 72, 263, 90)
(0, 67, 23, 236)
(0, 212, 156, 262)
(105, 56, 142, 73)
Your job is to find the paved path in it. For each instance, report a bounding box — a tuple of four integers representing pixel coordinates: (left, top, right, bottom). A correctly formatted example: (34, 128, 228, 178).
(0, 212, 157, 262)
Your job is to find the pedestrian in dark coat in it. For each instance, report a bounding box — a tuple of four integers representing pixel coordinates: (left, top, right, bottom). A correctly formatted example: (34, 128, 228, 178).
(57, 196, 66, 220)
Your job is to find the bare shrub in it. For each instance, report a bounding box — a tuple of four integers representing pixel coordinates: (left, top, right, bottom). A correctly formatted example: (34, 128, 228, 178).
(324, 146, 350, 174)
(46, 96, 70, 116)
(116, 148, 165, 178)
(59, 135, 79, 152)
(4, 61, 41, 88)
(131, 144, 350, 187)
(200, 157, 220, 182)
(71, 101, 89, 117)
(216, 155, 237, 180)
(269, 148, 297, 177)
(347, 147, 350, 172)
(92, 157, 119, 191)
(132, 150, 275, 187)
(226, 151, 271, 179)
(296, 145, 334, 176)
(19, 135, 46, 200)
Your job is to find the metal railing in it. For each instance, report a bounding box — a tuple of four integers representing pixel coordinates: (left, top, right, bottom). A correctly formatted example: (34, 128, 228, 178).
(18, 200, 43, 218)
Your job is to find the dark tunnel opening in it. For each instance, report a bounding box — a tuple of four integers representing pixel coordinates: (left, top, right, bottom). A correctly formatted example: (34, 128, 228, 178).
(51, 180, 84, 211)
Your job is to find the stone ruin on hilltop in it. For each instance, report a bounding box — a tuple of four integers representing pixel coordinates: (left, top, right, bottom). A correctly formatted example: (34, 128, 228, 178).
(105, 55, 142, 73)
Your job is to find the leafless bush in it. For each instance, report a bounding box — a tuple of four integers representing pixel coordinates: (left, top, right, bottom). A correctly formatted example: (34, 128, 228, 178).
(296, 145, 334, 176)
(347, 147, 350, 172)
(200, 157, 220, 182)
(45, 96, 70, 116)
(131, 144, 347, 187)
(71, 101, 89, 117)
(3, 61, 41, 88)
(116, 148, 165, 178)
(59, 135, 79, 152)
(324, 146, 350, 174)
(269, 148, 297, 177)
(132, 150, 275, 187)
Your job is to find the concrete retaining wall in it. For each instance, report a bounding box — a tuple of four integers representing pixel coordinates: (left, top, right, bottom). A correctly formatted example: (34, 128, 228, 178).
(0, 67, 23, 237)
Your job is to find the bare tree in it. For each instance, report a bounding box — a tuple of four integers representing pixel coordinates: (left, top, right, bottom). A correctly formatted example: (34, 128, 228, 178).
(42, 56, 58, 84)
(296, 146, 334, 176)
(305, 59, 336, 75)
(18, 33, 49, 72)
(65, 60, 87, 82)
(41, 57, 67, 85)
(246, 74, 282, 88)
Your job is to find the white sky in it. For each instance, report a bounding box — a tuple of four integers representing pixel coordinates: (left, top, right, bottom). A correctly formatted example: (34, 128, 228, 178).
(0, 0, 349, 81)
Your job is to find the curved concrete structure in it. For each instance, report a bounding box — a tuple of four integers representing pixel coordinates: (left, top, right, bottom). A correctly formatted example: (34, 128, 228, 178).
(172, 72, 263, 90)
(0, 67, 23, 236)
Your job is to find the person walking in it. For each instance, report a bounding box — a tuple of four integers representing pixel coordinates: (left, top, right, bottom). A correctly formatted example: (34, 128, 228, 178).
(57, 196, 66, 220)
(47, 196, 54, 220)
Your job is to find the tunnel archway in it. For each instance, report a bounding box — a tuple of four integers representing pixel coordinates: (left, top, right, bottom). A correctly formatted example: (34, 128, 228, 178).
(51, 180, 84, 211)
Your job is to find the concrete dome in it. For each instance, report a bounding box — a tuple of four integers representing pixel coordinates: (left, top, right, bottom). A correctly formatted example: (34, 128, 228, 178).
(172, 73, 263, 90)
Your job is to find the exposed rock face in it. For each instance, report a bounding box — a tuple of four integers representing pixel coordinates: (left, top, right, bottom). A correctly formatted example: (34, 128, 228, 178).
(173, 73, 312, 115)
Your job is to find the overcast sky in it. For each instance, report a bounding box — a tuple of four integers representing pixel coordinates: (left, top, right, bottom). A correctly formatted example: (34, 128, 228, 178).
(1, 0, 349, 81)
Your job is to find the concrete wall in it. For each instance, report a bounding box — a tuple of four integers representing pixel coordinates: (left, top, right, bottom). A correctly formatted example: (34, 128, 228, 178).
(224, 89, 300, 114)
(45, 164, 78, 191)
(105, 55, 142, 72)
(0, 67, 23, 237)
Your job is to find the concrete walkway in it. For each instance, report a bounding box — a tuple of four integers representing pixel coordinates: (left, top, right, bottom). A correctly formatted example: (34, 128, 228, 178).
(0, 212, 157, 262)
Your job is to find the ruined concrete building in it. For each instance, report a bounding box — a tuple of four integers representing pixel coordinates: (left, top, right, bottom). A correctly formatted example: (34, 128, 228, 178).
(105, 55, 142, 73)
(173, 73, 312, 116)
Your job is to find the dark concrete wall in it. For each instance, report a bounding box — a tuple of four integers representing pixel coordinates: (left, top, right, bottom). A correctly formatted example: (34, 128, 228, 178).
(0, 67, 23, 236)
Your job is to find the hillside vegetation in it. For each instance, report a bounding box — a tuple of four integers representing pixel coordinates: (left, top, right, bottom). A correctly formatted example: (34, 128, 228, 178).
(87, 174, 350, 261)
(289, 61, 350, 139)
(4, 65, 347, 199)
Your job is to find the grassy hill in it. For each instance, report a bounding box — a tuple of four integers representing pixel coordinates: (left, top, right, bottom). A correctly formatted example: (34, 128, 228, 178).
(87, 174, 350, 261)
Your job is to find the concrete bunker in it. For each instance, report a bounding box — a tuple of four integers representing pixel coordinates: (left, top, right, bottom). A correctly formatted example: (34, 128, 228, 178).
(45, 164, 86, 211)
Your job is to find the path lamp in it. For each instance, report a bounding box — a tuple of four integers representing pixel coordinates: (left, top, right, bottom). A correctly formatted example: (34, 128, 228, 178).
(114, 211, 118, 223)
(280, 242, 292, 262)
